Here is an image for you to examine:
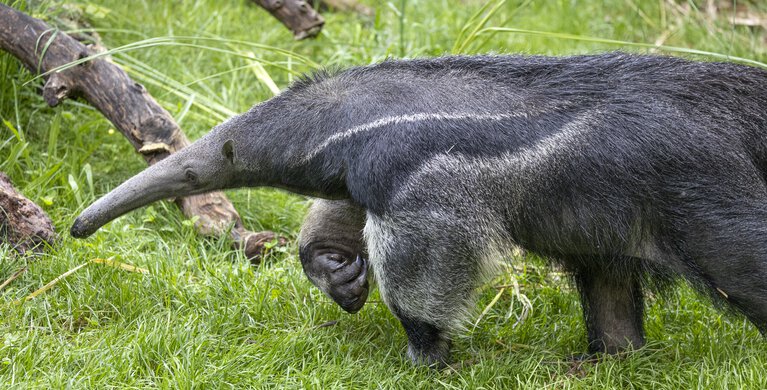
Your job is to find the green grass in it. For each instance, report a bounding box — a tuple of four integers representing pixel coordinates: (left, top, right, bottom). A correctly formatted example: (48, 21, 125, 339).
(2, 0, 767, 387)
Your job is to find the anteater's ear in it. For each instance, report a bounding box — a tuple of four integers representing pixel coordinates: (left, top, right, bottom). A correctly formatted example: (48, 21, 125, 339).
(222, 139, 235, 164)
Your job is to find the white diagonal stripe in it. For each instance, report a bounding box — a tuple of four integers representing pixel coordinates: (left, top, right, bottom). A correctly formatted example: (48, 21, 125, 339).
(302, 112, 530, 163)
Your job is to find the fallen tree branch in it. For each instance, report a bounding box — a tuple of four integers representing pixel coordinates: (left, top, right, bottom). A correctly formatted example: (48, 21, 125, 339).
(0, 173, 56, 254)
(249, 0, 373, 39)
(0, 4, 284, 261)
(251, 0, 325, 40)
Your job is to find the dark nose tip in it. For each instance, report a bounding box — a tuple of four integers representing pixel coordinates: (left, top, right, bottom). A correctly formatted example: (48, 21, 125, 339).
(70, 217, 93, 238)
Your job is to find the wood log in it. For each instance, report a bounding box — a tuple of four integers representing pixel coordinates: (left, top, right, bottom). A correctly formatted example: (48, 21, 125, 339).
(251, 0, 325, 39)
(0, 173, 56, 255)
(0, 4, 285, 261)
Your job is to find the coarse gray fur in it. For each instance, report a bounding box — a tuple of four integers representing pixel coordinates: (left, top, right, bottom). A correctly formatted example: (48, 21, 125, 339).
(71, 53, 767, 367)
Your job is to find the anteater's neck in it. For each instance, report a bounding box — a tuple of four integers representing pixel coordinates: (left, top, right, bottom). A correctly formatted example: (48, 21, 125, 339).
(228, 94, 353, 199)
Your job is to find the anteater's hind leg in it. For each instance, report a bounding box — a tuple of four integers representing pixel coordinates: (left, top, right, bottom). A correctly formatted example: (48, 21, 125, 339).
(661, 161, 767, 334)
(671, 205, 767, 333)
(571, 258, 645, 354)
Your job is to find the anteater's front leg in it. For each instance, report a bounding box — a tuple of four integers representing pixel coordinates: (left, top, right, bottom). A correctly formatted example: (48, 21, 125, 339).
(364, 211, 485, 367)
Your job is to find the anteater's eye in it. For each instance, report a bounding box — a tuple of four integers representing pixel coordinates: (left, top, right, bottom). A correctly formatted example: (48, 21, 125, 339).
(185, 169, 199, 184)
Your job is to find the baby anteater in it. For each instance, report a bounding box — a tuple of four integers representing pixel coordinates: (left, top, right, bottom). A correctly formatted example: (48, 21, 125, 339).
(71, 53, 767, 366)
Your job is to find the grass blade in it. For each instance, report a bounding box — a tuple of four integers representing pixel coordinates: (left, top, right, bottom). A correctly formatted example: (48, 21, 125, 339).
(478, 27, 767, 68)
(25, 36, 319, 85)
(90, 258, 149, 274)
(0, 267, 27, 292)
(452, 0, 509, 54)
(474, 287, 505, 328)
(20, 258, 148, 303)
(23, 262, 89, 302)
(248, 58, 281, 96)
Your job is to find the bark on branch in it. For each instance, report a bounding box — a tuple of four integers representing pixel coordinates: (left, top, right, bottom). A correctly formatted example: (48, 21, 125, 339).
(251, 0, 325, 40)
(250, 0, 374, 39)
(0, 173, 56, 255)
(0, 4, 284, 261)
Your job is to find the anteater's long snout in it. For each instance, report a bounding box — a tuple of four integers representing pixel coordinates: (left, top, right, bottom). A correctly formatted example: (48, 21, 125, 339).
(70, 157, 190, 238)
(70, 134, 232, 238)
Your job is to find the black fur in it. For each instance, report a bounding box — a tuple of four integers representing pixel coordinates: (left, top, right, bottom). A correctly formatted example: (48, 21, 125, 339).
(72, 53, 767, 366)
